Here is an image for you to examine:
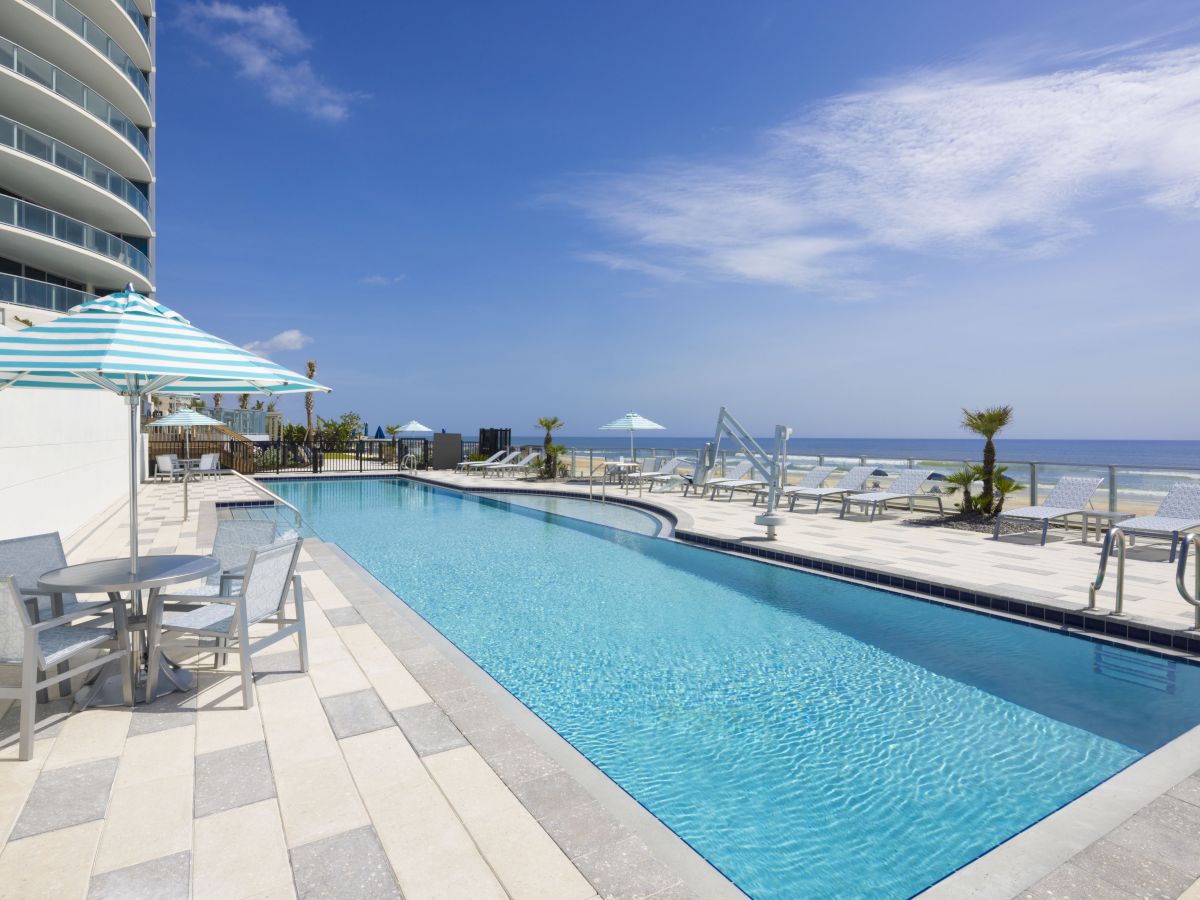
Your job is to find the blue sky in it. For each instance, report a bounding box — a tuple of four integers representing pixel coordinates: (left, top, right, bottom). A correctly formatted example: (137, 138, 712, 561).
(158, 1, 1200, 439)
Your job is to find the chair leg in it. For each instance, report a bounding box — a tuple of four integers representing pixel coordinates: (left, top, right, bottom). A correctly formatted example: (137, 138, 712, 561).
(993, 517, 1002, 540)
(145, 602, 164, 704)
(294, 575, 309, 674)
(1170, 533, 1179, 564)
(1041, 520, 1049, 546)
(238, 645, 254, 709)
(115, 605, 134, 708)
(19, 655, 37, 762)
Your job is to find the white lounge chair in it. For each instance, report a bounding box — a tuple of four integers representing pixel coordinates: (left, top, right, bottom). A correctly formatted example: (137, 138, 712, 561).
(485, 451, 541, 478)
(457, 449, 508, 473)
(992, 476, 1103, 545)
(755, 465, 837, 507)
(709, 468, 773, 501)
(473, 451, 520, 474)
(148, 538, 307, 709)
(1112, 483, 1200, 563)
(840, 469, 943, 521)
(785, 465, 882, 513)
(628, 457, 684, 488)
(686, 460, 752, 498)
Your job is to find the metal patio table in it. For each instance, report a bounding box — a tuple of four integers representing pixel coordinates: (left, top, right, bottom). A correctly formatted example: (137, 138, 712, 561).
(38, 554, 219, 708)
(1081, 509, 1135, 545)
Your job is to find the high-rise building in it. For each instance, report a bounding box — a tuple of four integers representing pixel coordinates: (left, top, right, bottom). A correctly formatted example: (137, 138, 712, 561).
(0, 0, 154, 538)
(0, 0, 154, 316)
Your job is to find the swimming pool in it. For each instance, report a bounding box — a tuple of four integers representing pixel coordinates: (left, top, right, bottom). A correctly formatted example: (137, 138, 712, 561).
(272, 477, 1200, 898)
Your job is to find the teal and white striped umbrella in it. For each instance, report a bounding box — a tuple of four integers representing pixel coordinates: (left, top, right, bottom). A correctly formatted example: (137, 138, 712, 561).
(0, 289, 328, 395)
(599, 411, 665, 457)
(0, 289, 329, 574)
(148, 410, 227, 523)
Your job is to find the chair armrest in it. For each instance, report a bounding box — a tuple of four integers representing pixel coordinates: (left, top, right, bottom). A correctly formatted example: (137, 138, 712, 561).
(29, 599, 122, 632)
(154, 593, 239, 607)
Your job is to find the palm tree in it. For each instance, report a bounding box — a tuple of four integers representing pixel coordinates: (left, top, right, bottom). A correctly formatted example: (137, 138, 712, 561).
(212, 393, 222, 411)
(304, 360, 316, 444)
(384, 425, 401, 438)
(238, 393, 250, 410)
(945, 466, 980, 515)
(961, 406, 1013, 515)
(536, 416, 564, 477)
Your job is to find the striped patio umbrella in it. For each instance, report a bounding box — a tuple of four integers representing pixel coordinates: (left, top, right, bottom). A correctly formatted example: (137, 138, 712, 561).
(397, 419, 432, 433)
(0, 288, 330, 573)
(599, 412, 665, 458)
(148, 409, 227, 522)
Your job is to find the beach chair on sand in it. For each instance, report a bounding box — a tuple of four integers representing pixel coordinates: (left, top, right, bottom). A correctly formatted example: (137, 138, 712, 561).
(785, 465, 881, 513)
(991, 476, 1103, 545)
(755, 465, 836, 507)
(840, 469, 942, 521)
(457, 450, 508, 473)
(1111, 483, 1200, 563)
(685, 461, 752, 498)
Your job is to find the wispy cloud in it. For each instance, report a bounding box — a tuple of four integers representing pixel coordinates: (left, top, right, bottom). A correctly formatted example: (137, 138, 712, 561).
(574, 251, 686, 282)
(244, 328, 313, 357)
(359, 274, 406, 286)
(181, 2, 360, 122)
(566, 43, 1200, 291)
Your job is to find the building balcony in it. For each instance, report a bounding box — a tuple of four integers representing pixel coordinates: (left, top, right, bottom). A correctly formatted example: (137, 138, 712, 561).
(0, 194, 151, 291)
(0, 114, 151, 236)
(76, 0, 151, 71)
(3, 0, 152, 127)
(0, 34, 150, 181)
(0, 270, 94, 312)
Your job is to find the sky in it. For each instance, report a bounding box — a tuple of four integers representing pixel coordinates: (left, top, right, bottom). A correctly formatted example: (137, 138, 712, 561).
(156, 1, 1200, 440)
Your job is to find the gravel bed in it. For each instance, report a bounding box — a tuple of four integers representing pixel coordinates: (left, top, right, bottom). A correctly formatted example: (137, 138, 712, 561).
(902, 513, 1031, 535)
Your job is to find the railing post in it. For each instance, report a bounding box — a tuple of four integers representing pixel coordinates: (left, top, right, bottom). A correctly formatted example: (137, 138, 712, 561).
(1108, 465, 1118, 512)
(1029, 463, 1038, 507)
(275, 440, 281, 475)
(358, 440, 363, 473)
(588, 449, 593, 501)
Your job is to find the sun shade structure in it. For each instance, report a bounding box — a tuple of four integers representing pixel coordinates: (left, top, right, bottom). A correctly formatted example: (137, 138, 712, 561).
(0, 288, 330, 575)
(149, 409, 226, 522)
(599, 412, 665, 458)
(397, 420, 432, 433)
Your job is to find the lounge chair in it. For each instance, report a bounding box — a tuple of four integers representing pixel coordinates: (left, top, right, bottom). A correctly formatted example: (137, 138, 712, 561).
(1111, 482, 1200, 563)
(992, 476, 1103, 545)
(485, 451, 541, 478)
(0, 575, 133, 759)
(472, 451, 520, 474)
(148, 538, 307, 709)
(709, 468, 773, 501)
(755, 465, 836, 507)
(786, 465, 882, 513)
(840, 469, 943, 521)
(628, 457, 684, 488)
(457, 449, 508, 473)
(686, 460, 752, 498)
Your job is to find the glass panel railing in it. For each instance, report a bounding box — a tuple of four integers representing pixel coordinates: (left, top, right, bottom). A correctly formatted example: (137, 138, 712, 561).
(116, 0, 151, 47)
(0, 114, 149, 220)
(0, 272, 94, 312)
(23, 0, 150, 104)
(0, 36, 150, 162)
(0, 194, 151, 277)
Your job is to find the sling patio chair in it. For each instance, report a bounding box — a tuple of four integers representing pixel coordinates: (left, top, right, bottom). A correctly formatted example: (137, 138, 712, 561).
(457, 449, 508, 473)
(484, 451, 541, 478)
(0, 575, 133, 760)
(0, 532, 112, 623)
(155, 454, 184, 482)
(197, 453, 221, 477)
(840, 469, 943, 522)
(147, 538, 306, 709)
(755, 465, 837, 507)
(686, 460, 752, 498)
(627, 457, 684, 488)
(786, 465, 885, 513)
(1111, 482, 1200, 563)
(991, 476, 1103, 545)
(709, 468, 773, 501)
(474, 451, 522, 475)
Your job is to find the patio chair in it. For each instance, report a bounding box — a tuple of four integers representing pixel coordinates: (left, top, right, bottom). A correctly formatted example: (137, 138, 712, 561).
(197, 453, 221, 477)
(840, 469, 942, 521)
(474, 451, 521, 475)
(484, 451, 541, 478)
(992, 476, 1103, 545)
(686, 460, 752, 498)
(709, 467, 773, 501)
(155, 454, 183, 482)
(755, 465, 836, 507)
(456, 450, 507, 473)
(0, 575, 133, 760)
(786, 466, 883, 513)
(0, 533, 110, 622)
(1110, 483, 1200, 563)
(147, 538, 307, 709)
(169, 520, 278, 600)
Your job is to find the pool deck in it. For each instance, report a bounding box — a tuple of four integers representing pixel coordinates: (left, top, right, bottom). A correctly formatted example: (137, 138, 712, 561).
(1, 469, 1199, 899)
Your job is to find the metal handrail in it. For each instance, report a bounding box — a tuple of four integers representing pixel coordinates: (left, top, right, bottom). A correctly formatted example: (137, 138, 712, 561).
(1088, 527, 1127, 615)
(226, 468, 302, 528)
(1176, 534, 1200, 630)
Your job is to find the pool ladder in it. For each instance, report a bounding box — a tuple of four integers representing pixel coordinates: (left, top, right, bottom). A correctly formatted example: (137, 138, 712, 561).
(1089, 529, 1200, 629)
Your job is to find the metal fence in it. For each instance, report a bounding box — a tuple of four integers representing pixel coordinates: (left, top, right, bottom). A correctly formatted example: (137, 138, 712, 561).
(149, 438, 432, 476)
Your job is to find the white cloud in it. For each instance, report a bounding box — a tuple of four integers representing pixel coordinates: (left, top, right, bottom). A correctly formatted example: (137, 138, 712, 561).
(574, 251, 686, 282)
(568, 43, 1200, 291)
(359, 274, 406, 286)
(243, 328, 313, 357)
(182, 2, 360, 122)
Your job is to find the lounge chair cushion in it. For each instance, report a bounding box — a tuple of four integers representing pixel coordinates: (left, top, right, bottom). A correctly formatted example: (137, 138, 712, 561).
(1116, 515, 1200, 534)
(999, 505, 1083, 522)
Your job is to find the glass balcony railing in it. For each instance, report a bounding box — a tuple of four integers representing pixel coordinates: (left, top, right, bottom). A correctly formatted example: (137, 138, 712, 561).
(117, 0, 151, 47)
(0, 36, 150, 163)
(0, 272, 94, 312)
(0, 194, 151, 278)
(23, 0, 150, 105)
(0, 115, 150, 221)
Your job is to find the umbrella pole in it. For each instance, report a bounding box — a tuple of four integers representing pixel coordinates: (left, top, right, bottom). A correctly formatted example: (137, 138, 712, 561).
(183, 426, 190, 522)
(128, 396, 140, 577)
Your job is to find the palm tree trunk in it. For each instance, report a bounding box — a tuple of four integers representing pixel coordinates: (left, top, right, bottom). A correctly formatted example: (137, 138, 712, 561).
(981, 438, 996, 514)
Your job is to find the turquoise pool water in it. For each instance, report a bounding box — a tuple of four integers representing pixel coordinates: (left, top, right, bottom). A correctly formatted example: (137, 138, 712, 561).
(272, 477, 1200, 898)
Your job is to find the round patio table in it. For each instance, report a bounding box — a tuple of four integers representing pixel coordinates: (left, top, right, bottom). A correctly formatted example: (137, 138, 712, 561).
(39, 554, 219, 708)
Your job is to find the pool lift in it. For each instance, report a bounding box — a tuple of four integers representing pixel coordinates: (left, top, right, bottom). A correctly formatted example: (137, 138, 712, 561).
(695, 407, 791, 540)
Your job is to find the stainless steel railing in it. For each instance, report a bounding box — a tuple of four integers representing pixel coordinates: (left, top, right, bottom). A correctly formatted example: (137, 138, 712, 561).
(226, 468, 303, 529)
(1176, 534, 1200, 630)
(1088, 527, 1127, 615)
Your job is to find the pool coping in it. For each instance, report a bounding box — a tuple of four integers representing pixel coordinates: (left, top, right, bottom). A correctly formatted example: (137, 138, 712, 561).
(302, 537, 747, 900)
(260, 473, 1200, 897)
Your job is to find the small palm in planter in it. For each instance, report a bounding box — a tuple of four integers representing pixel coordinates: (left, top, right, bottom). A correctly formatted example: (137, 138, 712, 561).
(536, 416, 564, 478)
(961, 405, 1013, 516)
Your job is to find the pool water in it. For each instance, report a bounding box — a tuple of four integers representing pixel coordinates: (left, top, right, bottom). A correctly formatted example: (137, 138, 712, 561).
(272, 477, 1200, 898)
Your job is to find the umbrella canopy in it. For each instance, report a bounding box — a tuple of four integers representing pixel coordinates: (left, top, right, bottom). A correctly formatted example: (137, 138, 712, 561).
(599, 412, 665, 457)
(374, 425, 385, 439)
(0, 288, 330, 573)
(397, 419, 432, 433)
(147, 409, 225, 429)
